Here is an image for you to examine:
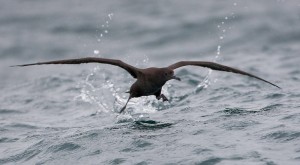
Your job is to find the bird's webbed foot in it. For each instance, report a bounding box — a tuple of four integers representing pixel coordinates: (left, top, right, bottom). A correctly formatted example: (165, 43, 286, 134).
(156, 94, 169, 102)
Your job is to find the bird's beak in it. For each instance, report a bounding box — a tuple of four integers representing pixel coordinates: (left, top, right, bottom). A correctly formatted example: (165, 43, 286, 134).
(172, 75, 181, 81)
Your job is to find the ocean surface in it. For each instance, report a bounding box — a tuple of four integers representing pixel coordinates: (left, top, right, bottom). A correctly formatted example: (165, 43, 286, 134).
(1, 0, 300, 164)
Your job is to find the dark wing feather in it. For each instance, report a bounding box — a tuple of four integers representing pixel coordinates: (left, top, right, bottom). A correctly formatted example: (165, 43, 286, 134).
(168, 61, 280, 88)
(12, 57, 139, 78)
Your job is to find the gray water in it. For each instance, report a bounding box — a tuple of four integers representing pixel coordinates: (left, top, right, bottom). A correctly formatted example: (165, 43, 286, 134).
(1, 0, 300, 164)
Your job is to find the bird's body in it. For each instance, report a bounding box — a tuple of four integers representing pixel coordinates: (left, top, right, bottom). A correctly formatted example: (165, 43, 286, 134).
(131, 68, 170, 96)
(12, 57, 280, 113)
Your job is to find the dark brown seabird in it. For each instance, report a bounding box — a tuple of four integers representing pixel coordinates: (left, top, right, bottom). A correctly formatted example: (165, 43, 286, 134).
(12, 57, 280, 113)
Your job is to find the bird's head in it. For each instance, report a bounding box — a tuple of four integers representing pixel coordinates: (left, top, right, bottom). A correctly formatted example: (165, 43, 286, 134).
(162, 68, 181, 82)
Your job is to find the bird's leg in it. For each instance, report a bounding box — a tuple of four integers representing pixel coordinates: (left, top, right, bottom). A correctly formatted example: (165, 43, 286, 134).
(156, 95, 161, 100)
(155, 89, 162, 100)
(154, 89, 169, 102)
(160, 94, 169, 102)
(119, 96, 131, 113)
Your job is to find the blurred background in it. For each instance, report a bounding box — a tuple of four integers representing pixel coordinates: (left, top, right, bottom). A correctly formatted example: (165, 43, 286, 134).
(1, 0, 300, 164)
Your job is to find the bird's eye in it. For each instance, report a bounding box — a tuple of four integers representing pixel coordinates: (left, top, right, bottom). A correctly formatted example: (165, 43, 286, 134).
(164, 72, 168, 76)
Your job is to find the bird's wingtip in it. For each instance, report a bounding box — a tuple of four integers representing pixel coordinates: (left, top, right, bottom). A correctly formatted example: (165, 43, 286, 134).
(270, 83, 281, 89)
(10, 64, 31, 67)
(270, 82, 281, 89)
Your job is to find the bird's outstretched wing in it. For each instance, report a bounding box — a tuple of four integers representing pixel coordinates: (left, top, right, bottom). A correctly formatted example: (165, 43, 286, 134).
(168, 61, 280, 88)
(12, 57, 140, 78)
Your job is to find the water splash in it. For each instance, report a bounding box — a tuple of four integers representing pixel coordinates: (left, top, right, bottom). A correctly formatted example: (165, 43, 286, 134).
(75, 66, 110, 113)
(196, 69, 212, 90)
(94, 13, 114, 54)
(196, 11, 236, 91)
(75, 13, 120, 114)
(76, 51, 161, 115)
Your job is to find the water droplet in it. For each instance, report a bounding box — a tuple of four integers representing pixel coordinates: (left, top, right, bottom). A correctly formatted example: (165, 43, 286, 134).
(104, 30, 108, 33)
(97, 39, 101, 42)
(219, 36, 224, 40)
(100, 33, 103, 37)
(102, 25, 105, 27)
(221, 22, 224, 25)
(108, 13, 114, 20)
(233, 2, 237, 6)
(225, 17, 228, 20)
(94, 50, 99, 55)
(216, 45, 221, 55)
(222, 29, 226, 33)
(217, 25, 221, 28)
